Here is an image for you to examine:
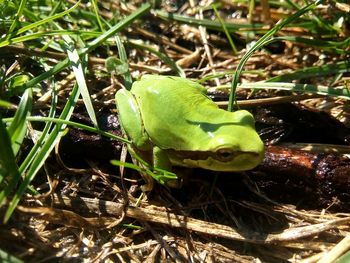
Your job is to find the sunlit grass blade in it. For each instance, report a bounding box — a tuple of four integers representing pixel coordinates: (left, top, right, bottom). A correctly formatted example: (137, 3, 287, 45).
(273, 36, 350, 54)
(111, 160, 143, 173)
(3, 88, 78, 221)
(15, 0, 81, 35)
(0, 30, 101, 49)
(0, 99, 16, 109)
(7, 88, 32, 155)
(22, 3, 151, 92)
(212, 4, 237, 54)
(5, 0, 27, 39)
(228, 1, 320, 111)
(0, 116, 20, 208)
(90, 0, 104, 31)
(266, 60, 350, 82)
(3, 84, 80, 223)
(2, 116, 130, 143)
(234, 82, 350, 100)
(154, 9, 264, 32)
(55, 16, 98, 127)
(18, 77, 58, 175)
(62, 40, 98, 127)
(83, 3, 151, 54)
(115, 35, 133, 89)
(128, 40, 185, 77)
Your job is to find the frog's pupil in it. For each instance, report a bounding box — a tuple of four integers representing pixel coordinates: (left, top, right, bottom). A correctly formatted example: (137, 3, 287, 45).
(217, 149, 233, 160)
(222, 152, 231, 157)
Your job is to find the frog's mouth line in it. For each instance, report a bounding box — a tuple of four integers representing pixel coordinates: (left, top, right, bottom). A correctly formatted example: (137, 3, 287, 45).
(168, 149, 260, 162)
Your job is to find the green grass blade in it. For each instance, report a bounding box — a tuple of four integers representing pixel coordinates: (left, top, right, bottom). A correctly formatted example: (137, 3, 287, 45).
(284, 0, 301, 10)
(83, 3, 151, 54)
(21, 59, 70, 95)
(0, 115, 20, 208)
(128, 40, 185, 77)
(273, 36, 350, 54)
(266, 60, 350, 82)
(0, 100, 16, 109)
(21, 3, 151, 92)
(0, 30, 101, 49)
(216, 82, 350, 100)
(62, 40, 98, 127)
(3, 84, 80, 223)
(2, 116, 129, 143)
(235, 82, 350, 100)
(15, 1, 81, 35)
(111, 160, 143, 173)
(18, 75, 58, 174)
(111, 159, 177, 186)
(5, 0, 27, 39)
(228, 1, 320, 111)
(7, 88, 32, 155)
(212, 4, 237, 54)
(115, 35, 133, 89)
(90, 0, 104, 31)
(154, 9, 263, 32)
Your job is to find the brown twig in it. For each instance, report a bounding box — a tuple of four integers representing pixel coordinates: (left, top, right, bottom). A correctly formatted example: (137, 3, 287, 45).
(19, 195, 350, 245)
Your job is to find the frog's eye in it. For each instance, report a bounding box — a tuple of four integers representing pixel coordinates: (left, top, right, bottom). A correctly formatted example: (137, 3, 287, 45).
(216, 148, 234, 161)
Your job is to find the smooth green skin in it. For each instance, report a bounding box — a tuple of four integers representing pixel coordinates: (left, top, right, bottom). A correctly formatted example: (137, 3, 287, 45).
(115, 75, 264, 187)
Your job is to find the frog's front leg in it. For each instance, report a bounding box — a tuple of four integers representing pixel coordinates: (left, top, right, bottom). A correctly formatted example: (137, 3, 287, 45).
(153, 147, 181, 188)
(132, 146, 178, 191)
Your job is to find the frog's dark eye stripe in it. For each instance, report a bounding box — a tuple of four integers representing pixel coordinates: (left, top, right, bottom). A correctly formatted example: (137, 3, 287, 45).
(169, 150, 213, 160)
(169, 149, 239, 162)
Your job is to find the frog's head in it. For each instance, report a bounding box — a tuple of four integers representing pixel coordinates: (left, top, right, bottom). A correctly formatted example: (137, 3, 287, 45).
(204, 133, 265, 171)
(181, 137, 264, 172)
(209, 109, 264, 171)
(179, 110, 265, 171)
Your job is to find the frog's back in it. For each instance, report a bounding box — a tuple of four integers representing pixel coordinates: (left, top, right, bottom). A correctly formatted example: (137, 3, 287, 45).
(131, 75, 210, 110)
(132, 75, 206, 98)
(131, 75, 222, 150)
